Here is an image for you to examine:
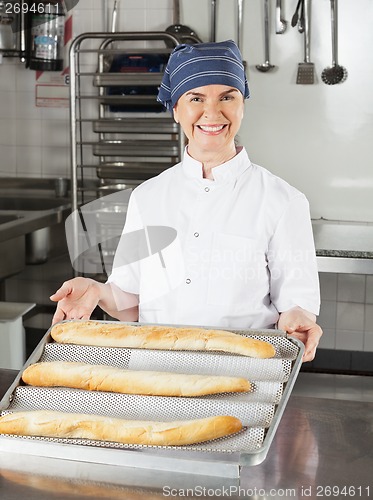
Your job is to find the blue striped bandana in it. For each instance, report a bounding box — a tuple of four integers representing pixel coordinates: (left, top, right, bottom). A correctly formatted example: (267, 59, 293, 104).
(157, 40, 250, 111)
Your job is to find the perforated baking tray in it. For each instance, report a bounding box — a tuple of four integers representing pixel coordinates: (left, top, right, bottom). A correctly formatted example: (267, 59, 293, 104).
(0, 321, 304, 477)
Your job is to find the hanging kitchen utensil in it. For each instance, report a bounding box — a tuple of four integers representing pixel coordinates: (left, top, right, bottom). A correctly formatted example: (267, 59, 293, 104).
(298, 0, 305, 33)
(165, 0, 202, 46)
(275, 0, 287, 34)
(102, 0, 120, 73)
(256, 0, 275, 72)
(110, 0, 119, 32)
(291, 0, 302, 27)
(210, 0, 217, 42)
(296, 0, 314, 84)
(291, 0, 304, 32)
(237, 0, 243, 50)
(321, 0, 347, 85)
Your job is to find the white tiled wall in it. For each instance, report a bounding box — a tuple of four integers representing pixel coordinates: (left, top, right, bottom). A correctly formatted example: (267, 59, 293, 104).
(318, 273, 373, 352)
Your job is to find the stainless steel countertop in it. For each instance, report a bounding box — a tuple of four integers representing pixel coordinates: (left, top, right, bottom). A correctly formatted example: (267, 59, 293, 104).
(0, 192, 70, 243)
(0, 369, 372, 499)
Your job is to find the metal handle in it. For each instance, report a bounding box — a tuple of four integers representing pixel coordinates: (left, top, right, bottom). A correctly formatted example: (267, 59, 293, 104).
(275, 0, 287, 34)
(303, 0, 311, 63)
(331, 0, 338, 66)
(173, 0, 180, 25)
(264, 0, 270, 64)
(237, 0, 243, 50)
(210, 0, 217, 42)
(111, 0, 118, 33)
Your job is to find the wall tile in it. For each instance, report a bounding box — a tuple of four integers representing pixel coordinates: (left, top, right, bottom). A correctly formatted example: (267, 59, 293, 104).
(337, 274, 366, 303)
(0, 91, 17, 119)
(41, 146, 69, 178)
(335, 330, 364, 351)
(365, 304, 373, 332)
(40, 106, 69, 121)
(72, 8, 94, 33)
(77, 0, 102, 9)
(119, 8, 146, 31)
(16, 119, 42, 147)
(319, 273, 337, 301)
(336, 302, 365, 332)
(0, 119, 16, 146)
(363, 332, 373, 352)
(318, 300, 337, 329)
(16, 146, 42, 176)
(318, 328, 336, 349)
(0, 146, 17, 175)
(15, 91, 42, 120)
(41, 120, 69, 148)
(366, 276, 373, 304)
(145, 9, 170, 31)
(15, 66, 37, 92)
(145, 0, 171, 9)
(126, 0, 146, 8)
(0, 63, 16, 91)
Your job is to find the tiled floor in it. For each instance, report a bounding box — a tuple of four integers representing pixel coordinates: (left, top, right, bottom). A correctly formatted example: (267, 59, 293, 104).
(293, 372, 373, 402)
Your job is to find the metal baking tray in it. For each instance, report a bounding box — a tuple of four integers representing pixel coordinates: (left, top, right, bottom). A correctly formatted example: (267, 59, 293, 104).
(96, 162, 172, 181)
(92, 118, 178, 135)
(0, 321, 304, 478)
(92, 140, 179, 157)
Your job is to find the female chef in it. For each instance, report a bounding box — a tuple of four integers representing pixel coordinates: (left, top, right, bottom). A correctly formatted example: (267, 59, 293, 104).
(51, 40, 322, 361)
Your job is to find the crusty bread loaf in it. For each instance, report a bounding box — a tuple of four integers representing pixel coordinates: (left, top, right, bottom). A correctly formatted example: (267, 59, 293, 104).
(22, 361, 251, 396)
(51, 321, 276, 359)
(0, 410, 242, 446)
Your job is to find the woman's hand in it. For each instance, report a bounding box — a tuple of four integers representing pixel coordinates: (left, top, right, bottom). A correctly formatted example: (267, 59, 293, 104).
(50, 277, 101, 325)
(278, 307, 323, 362)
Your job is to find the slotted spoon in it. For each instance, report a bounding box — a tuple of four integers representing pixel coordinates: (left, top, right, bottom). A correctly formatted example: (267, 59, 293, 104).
(321, 0, 347, 85)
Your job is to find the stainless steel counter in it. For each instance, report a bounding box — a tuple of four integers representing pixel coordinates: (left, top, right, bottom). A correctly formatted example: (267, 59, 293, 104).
(0, 179, 71, 281)
(0, 369, 372, 499)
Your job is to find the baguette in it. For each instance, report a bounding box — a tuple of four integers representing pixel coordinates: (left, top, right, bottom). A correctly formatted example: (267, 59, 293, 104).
(0, 410, 243, 446)
(22, 361, 251, 397)
(51, 321, 276, 359)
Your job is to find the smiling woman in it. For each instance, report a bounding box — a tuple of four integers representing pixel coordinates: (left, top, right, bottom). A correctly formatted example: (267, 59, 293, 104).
(173, 85, 244, 179)
(51, 40, 322, 362)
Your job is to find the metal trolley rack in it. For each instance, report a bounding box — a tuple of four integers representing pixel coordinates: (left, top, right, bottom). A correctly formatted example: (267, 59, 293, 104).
(68, 32, 187, 277)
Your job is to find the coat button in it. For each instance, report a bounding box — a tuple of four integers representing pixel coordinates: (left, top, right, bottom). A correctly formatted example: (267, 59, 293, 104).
(186, 278, 191, 284)
(204, 187, 210, 192)
(194, 232, 199, 237)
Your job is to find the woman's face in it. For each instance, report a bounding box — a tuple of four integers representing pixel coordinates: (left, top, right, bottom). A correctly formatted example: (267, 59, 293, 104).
(173, 84, 245, 157)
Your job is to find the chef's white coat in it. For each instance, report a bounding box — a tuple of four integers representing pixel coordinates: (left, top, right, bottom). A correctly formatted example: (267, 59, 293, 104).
(108, 147, 320, 329)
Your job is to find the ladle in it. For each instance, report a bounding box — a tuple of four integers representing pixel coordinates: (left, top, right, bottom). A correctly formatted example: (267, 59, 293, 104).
(321, 0, 347, 85)
(256, 0, 275, 72)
